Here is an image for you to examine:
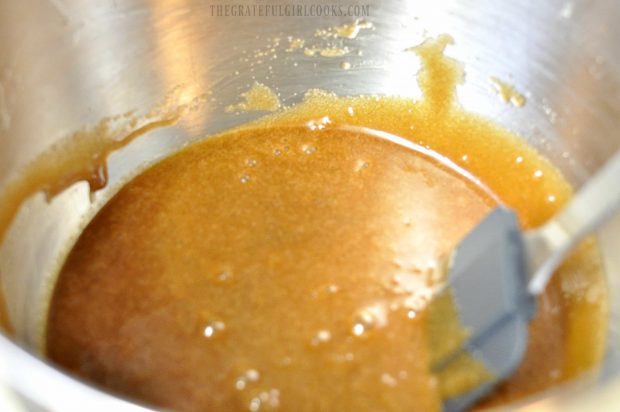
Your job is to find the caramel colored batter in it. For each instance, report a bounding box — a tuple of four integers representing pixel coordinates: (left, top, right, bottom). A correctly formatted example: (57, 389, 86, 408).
(45, 36, 607, 411)
(489, 76, 526, 108)
(225, 82, 281, 113)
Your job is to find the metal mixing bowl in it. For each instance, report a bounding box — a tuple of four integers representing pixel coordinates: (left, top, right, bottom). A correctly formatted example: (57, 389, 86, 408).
(0, 0, 619, 410)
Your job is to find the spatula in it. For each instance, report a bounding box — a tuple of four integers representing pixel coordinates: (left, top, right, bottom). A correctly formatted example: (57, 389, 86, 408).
(437, 149, 620, 412)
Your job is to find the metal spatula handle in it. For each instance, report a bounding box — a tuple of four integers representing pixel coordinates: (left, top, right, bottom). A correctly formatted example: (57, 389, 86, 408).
(526, 150, 620, 295)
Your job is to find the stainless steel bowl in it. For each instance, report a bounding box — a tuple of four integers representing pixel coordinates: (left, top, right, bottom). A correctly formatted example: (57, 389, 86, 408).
(1, 0, 619, 410)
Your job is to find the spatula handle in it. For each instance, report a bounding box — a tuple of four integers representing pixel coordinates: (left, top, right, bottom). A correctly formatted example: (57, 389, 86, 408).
(526, 150, 620, 295)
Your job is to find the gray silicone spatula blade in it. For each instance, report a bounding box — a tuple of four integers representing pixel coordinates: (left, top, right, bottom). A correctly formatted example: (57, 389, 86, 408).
(437, 207, 534, 412)
(435, 208, 535, 411)
(437, 149, 620, 412)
